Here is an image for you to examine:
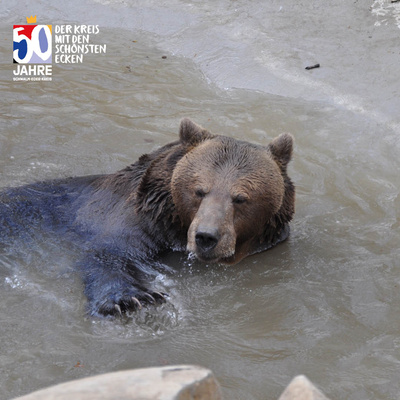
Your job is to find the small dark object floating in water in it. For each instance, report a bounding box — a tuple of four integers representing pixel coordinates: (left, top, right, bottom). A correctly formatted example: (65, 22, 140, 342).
(305, 63, 320, 70)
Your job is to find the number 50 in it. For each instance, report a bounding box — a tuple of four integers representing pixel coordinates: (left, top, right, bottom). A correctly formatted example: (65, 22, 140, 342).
(13, 25, 52, 63)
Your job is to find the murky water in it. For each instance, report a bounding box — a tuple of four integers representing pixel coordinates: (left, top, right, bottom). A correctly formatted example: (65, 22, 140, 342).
(1, 1, 400, 399)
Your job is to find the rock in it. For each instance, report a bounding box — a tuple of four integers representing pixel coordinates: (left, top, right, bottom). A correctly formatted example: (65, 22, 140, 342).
(12, 365, 222, 400)
(278, 375, 330, 400)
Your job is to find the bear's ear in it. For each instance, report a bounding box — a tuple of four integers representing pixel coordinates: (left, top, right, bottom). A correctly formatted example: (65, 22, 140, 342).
(179, 118, 214, 147)
(267, 133, 294, 168)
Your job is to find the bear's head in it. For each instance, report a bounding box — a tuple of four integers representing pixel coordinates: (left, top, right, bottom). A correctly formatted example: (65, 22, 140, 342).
(171, 119, 295, 265)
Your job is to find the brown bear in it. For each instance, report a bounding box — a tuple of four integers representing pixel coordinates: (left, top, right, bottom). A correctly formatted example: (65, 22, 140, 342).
(0, 119, 295, 317)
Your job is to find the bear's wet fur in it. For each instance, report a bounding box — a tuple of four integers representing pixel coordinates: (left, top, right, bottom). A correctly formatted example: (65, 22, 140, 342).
(0, 119, 295, 317)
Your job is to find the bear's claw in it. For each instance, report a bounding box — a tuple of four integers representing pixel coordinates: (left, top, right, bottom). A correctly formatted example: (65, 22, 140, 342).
(152, 291, 167, 302)
(143, 293, 156, 304)
(114, 304, 123, 316)
(131, 296, 142, 309)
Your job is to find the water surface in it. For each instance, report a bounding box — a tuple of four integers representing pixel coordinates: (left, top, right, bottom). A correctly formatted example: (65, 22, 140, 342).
(1, 1, 400, 399)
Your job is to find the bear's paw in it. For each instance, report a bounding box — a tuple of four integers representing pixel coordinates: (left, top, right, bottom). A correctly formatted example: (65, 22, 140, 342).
(90, 287, 167, 318)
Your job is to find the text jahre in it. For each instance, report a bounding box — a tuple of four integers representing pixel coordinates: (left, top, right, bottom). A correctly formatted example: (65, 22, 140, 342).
(13, 65, 52, 76)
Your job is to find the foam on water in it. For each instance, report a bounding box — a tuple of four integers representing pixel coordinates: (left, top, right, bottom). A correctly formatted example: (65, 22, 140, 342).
(371, 0, 400, 28)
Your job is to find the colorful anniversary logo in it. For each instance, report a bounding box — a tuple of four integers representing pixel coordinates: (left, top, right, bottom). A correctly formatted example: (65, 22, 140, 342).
(13, 16, 52, 64)
(12, 16, 107, 82)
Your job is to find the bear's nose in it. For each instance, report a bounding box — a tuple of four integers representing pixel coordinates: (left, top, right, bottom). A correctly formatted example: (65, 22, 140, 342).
(195, 229, 219, 252)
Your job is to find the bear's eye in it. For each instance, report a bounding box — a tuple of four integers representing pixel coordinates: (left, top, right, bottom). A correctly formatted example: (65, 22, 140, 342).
(232, 194, 248, 205)
(195, 189, 206, 199)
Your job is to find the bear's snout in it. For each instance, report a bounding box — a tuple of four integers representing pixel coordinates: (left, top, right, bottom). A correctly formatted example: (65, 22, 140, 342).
(186, 194, 236, 263)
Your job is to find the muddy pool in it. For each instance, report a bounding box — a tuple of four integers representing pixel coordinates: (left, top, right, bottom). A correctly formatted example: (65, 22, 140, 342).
(1, 1, 400, 399)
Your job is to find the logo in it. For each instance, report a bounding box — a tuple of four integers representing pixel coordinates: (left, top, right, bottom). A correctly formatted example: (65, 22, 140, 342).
(13, 16, 52, 64)
(12, 16, 107, 82)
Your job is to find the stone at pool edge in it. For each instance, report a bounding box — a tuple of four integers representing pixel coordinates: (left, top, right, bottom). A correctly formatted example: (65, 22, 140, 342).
(11, 365, 223, 400)
(278, 375, 330, 400)
(12, 366, 330, 400)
